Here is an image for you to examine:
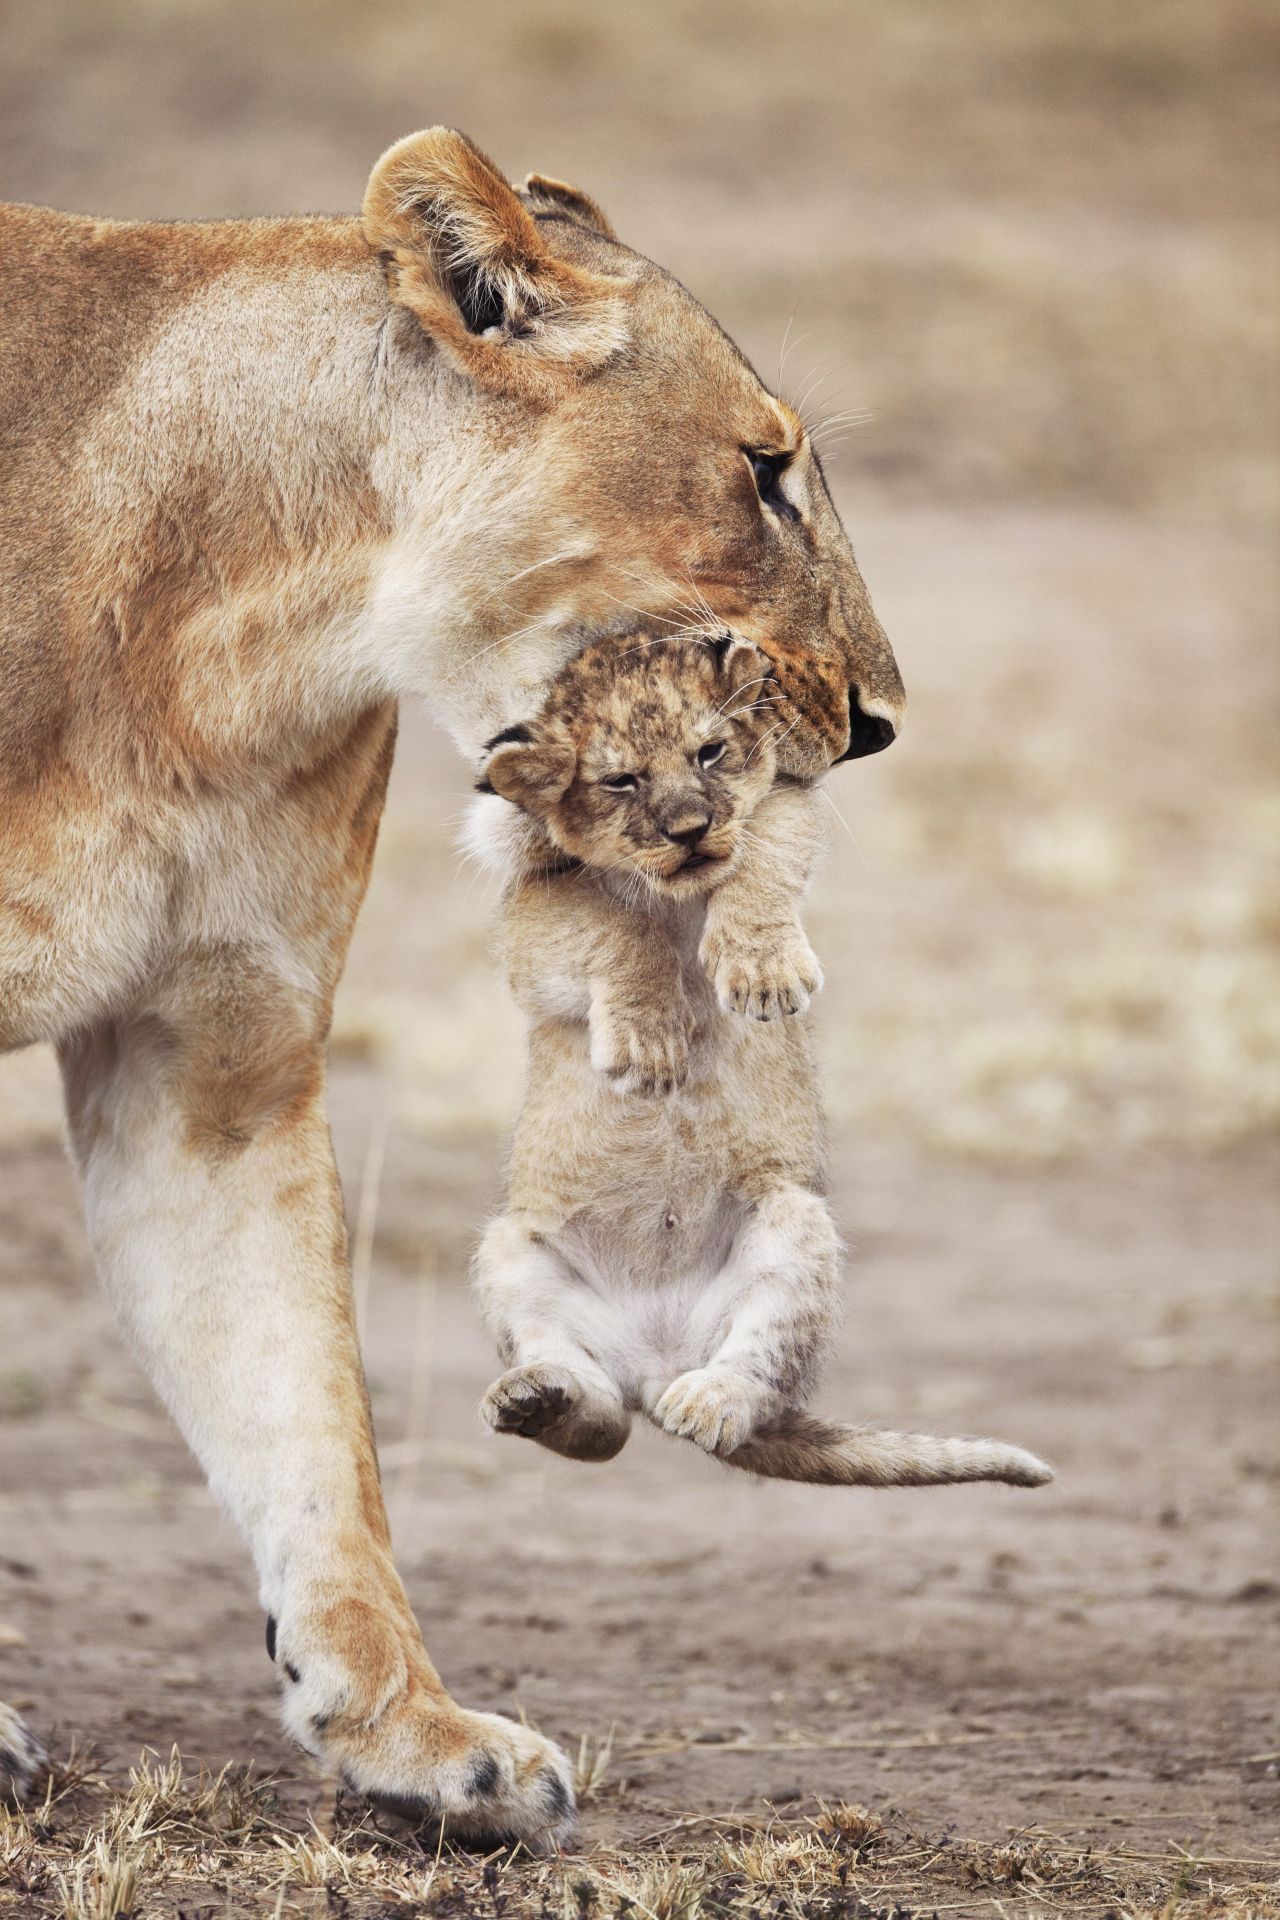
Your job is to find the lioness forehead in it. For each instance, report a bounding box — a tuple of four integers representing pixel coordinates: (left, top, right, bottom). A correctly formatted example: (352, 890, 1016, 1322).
(527, 202, 797, 441)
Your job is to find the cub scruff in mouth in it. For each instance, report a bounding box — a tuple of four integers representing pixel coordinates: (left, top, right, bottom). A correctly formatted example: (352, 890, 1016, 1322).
(470, 634, 1052, 1488)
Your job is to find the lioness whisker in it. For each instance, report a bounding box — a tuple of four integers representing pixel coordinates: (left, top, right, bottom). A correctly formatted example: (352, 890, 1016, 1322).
(712, 675, 774, 720)
(817, 784, 871, 873)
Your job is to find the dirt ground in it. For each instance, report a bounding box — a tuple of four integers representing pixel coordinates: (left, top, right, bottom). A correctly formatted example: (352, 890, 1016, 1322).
(1, 2, 1278, 1914)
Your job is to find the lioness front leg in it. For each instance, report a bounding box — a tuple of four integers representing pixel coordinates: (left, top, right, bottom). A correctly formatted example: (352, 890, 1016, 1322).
(700, 782, 825, 1019)
(58, 1009, 574, 1852)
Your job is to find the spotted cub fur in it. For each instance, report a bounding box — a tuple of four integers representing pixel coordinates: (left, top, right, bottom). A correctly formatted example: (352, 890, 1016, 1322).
(471, 637, 1052, 1490)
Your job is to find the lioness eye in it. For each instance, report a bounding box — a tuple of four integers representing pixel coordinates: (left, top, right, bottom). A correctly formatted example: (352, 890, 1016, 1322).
(697, 741, 726, 770)
(746, 448, 798, 519)
(600, 773, 638, 793)
(750, 452, 779, 496)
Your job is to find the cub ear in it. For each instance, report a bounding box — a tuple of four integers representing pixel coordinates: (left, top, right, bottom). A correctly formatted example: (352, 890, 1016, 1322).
(362, 129, 628, 387)
(478, 724, 577, 814)
(711, 631, 772, 697)
(523, 172, 617, 241)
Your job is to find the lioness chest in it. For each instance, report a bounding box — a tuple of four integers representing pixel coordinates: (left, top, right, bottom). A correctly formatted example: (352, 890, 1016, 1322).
(0, 773, 177, 1049)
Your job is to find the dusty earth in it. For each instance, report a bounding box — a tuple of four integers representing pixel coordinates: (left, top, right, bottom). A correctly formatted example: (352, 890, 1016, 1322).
(1, 1, 1278, 1913)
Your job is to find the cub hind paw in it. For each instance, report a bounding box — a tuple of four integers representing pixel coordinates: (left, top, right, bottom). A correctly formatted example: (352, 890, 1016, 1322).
(481, 1366, 630, 1462)
(481, 1365, 576, 1439)
(654, 1368, 761, 1456)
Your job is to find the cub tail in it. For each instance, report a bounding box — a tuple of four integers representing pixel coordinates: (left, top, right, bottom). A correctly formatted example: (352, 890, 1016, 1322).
(725, 1412, 1052, 1489)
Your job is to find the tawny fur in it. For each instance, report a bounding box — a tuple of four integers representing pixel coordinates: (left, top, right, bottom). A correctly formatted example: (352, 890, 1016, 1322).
(0, 128, 905, 1844)
(472, 639, 1051, 1492)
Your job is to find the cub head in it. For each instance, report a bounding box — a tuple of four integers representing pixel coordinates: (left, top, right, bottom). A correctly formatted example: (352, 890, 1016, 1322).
(361, 129, 905, 776)
(479, 633, 779, 897)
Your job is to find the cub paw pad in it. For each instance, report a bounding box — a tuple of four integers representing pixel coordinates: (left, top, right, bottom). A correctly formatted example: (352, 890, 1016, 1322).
(481, 1368, 576, 1438)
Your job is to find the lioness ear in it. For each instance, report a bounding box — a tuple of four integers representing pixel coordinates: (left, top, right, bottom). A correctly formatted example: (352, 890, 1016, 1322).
(362, 129, 627, 386)
(478, 725, 577, 814)
(523, 172, 617, 241)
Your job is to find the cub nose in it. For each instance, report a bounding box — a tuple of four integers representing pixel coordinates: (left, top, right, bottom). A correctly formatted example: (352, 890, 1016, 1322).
(836, 687, 899, 763)
(663, 813, 711, 848)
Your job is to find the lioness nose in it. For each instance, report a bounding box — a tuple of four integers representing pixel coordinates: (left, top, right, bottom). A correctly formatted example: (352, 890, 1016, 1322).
(664, 814, 711, 848)
(837, 687, 899, 763)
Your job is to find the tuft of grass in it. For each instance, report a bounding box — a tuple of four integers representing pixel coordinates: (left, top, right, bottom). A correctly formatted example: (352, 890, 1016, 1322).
(101, 1746, 278, 1851)
(272, 1821, 359, 1892)
(52, 1837, 149, 1920)
(812, 1800, 886, 1856)
(602, 1855, 707, 1920)
(959, 1834, 1063, 1885)
(572, 1726, 618, 1805)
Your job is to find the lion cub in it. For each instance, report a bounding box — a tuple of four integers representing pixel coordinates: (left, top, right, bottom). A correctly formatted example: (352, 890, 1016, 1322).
(471, 636, 1051, 1489)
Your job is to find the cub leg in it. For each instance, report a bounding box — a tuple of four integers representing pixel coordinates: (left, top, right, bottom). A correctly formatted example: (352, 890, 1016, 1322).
(653, 1184, 840, 1456)
(700, 783, 825, 1020)
(474, 1216, 631, 1462)
(502, 870, 695, 1096)
(59, 1011, 574, 1853)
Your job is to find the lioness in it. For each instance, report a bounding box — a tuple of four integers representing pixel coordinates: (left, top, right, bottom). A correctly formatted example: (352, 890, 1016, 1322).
(0, 128, 904, 1848)
(471, 633, 1050, 1490)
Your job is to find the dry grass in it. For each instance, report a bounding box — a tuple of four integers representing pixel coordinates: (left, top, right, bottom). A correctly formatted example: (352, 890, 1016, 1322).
(572, 1726, 619, 1806)
(2, 1744, 1276, 1920)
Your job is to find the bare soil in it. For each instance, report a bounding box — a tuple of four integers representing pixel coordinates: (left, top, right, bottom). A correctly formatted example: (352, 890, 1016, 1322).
(1, 2, 1278, 1912)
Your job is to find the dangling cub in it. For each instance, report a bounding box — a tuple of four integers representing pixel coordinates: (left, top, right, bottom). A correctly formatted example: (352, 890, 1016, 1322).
(470, 634, 1051, 1489)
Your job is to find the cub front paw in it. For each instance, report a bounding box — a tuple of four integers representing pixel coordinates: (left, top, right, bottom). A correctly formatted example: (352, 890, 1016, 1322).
(590, 994, 695, 1095)
(654, 1368, 760, 1456)
(700, 923, 823, 1021)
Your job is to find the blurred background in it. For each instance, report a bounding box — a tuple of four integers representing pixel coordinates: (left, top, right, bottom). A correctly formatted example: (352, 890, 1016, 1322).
(1, 0, 1277, 1863)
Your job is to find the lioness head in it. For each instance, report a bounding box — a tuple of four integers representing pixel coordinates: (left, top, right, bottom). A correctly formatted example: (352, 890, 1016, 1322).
(479, 632, 779, 898)
(361, 129, 904, 777)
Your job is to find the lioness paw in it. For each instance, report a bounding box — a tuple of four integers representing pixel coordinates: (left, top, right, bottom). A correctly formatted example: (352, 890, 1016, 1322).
(0, 1702, 46, 1803)
(274, 1605, 574, 1853)
(654, 1368, 759, 1456)
(700, 924, 823, 1021)
(347, 1706, 574, 1855)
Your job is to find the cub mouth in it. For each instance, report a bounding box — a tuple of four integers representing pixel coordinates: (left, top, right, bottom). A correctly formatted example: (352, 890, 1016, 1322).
(655, 847, 731, 891)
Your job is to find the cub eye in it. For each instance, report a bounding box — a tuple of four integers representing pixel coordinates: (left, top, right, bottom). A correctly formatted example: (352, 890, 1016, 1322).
(600, 773, 638, 794)
(697, 740, 727, 770)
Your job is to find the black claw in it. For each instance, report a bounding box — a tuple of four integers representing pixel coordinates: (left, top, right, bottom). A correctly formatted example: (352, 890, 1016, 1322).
(466, 1752, 501, 1799)
(541, 1769, 573, 1819)
(265, 1614, 277, 1663)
